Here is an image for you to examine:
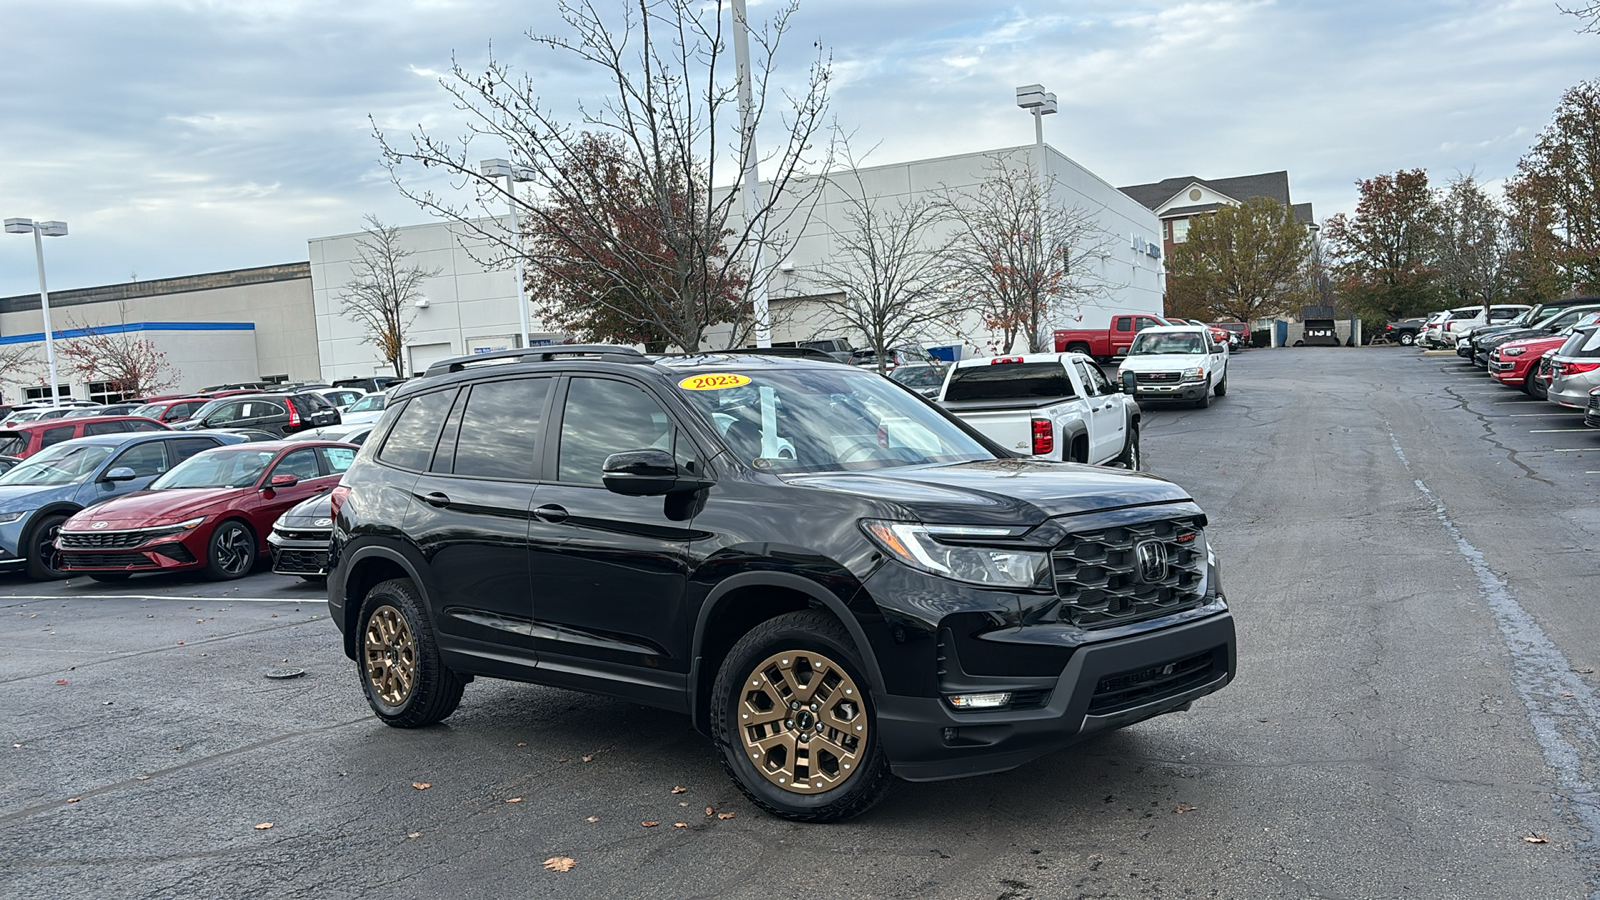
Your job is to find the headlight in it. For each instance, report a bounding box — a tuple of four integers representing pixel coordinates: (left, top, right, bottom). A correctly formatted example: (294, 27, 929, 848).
(1502, 347, 1525, 357)
(1182, 367, 1205, 380)
(862, 520, 1049, 589)
(141, 516, 207, 540)
(0, 511, 26, 525)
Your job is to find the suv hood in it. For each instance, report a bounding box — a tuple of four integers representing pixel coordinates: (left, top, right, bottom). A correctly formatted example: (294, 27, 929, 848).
(782, 459, 1190, 527)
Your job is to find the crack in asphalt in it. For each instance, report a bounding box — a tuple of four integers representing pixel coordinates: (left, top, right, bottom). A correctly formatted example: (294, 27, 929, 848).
(1441, 384, 1557, 486)
(0, 616, 327, 686)
(0, 716, 371, 828)
(1388, 425, 1600, 900)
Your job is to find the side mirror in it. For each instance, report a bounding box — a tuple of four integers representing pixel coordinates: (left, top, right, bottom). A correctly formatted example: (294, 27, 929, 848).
(269, 473, 299, 489)
(103, 467, 137, 483)
(602, 449, 708, 497)
(1120, 371, 1137, 394)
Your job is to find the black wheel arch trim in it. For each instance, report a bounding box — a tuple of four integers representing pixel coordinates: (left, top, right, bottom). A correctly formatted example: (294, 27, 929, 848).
(334, 540, 435, 660)
(688, 569, 887, 735)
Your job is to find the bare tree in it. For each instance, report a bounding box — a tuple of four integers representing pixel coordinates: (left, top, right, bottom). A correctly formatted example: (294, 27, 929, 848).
(374, 0, 832, 352)
(938, 156, 1114, 353)
(0, 344, 42, 404)
(337, 216, 439, 377)
(800, 143, 956, 373)
(57, 304, 180, 399)
(1435, 174, 1515, 313)
(1559, 2, 1600, 32)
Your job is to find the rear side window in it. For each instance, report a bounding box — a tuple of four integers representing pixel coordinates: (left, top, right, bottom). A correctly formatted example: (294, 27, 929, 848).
(944, 363, 1075, 402)
(128, 419, 165, 432)
(449, 378, 551, 481)
(170, 437, 222, 462)
(84, 420, 131, 436)
(0, 432, 26, 457)
(319, 445, 357, 475)
(1559, 328, 1600, 359)
(377, 389, 459, 472)
(41, 425, 76, 447)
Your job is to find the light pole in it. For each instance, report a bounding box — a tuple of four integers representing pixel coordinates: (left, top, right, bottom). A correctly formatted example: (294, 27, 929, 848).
(479, 159, 537, 351)
(731, 0, 771, 347)
(4, 218, 67, 406)
(1014, 84, 1057, 179)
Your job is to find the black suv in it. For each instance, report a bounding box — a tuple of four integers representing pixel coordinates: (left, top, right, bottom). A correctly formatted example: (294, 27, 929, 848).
(175, 391, 340, 436)
(327, 346, 1236, 821)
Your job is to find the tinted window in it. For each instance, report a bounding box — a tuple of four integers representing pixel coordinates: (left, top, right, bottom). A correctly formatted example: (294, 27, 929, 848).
(129, 419, 165, 432)
(83, 420, 130, 436)
(377, 389, 458, 472)
(109, 441, 169, 477)
(944, 363, 1075, 402)
(41, 425, 76, 447)
(1559, 328, 1600, 359)
(0, 432, 26, 456)
(1115, 318, 1132, 332)
(273, 448, 322, 481)
(1074, 360, 1110, 396)
(170, 437, 222, 463)
(319, 445, 357, 475)
(558, 379, 673, 485)
(450, 378, 551, 480)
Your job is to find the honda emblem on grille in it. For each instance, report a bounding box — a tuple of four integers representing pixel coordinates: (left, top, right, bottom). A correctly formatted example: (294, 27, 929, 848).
(1134, 540, 1168, 583)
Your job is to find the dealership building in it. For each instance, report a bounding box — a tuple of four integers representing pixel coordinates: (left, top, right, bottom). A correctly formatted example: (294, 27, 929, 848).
(0, 142, 1164, 401)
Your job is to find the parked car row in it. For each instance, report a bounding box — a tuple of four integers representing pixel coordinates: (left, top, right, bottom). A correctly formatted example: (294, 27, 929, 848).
(1418, 303, 1600, 418)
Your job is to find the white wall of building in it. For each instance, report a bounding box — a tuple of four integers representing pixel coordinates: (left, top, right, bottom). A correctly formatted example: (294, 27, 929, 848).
(308, 218, 565, 382)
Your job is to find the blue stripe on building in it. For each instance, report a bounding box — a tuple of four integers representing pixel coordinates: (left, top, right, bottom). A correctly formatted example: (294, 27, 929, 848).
(0, 321, 256, 345)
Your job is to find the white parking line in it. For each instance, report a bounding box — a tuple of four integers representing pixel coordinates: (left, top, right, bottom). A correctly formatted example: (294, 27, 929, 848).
(0, 594, 315, 604)
(1550, 449, 1591, 453)
(1508, 413, 1576, 417)
(1530, 429, 1594, 433)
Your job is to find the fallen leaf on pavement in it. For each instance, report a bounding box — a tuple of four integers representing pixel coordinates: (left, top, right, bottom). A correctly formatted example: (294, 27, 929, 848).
(254, 822, 273, 830)
(516, 742, 527, 747)
(678, 802, 688, 807)
(673, 822, 688, 828)
(586, 816, 599, 823)
(136, 776, 150, 781)
(55, 679, 68, 685)
(671, 785, 687, 794)
(543, 856, 576, 872)
(641, 821, 659, 828)
(506, 797, 523, 803)
(66, 797, 80, 803)
(412, 782, 432, 790)
(1578, 667, 1595, 675)
(1524, 834, 1549, 844)
(408, 832, 421, 839)
(705, 806, 715, 816)
(1175, 805, 1197, 814)
(1563, 692, 1574, 698)
(717, 812, 735, 820)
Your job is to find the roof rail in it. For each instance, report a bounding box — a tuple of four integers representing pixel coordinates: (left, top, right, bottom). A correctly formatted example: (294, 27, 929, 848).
(423, 344, 650, 377)
(728, 346, 846, 362)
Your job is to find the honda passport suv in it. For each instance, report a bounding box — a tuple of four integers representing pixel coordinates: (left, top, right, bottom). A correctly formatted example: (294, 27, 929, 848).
(327, 346, 1237, 821)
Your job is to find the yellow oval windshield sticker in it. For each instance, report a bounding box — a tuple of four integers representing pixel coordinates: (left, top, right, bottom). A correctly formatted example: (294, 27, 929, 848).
(678, 373, 752, 391)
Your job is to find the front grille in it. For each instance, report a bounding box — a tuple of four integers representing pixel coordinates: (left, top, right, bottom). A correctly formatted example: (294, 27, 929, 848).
(59, 530, 154, 550)
(273, 528, 330, 543)
(1589, 394, 1600, 412)
(1051, 518, 1207, 628)
(1135, 372, 1180, 384)
(61, 551, 156, 569)
(1087, 648, 1222, 715)
(273, 549, 328, 574)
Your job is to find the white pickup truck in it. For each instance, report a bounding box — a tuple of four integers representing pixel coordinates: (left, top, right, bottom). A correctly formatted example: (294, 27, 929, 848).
(1114, 325, 1229, 408)
(936, 352, 1141, 469)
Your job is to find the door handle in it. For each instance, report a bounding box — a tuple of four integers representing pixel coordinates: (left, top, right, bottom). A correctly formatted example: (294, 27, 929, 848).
(420, 491, 451, 508)
(533, 504, 569, 524)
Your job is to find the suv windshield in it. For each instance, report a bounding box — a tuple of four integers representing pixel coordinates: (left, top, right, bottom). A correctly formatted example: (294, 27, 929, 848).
(346, 393, 388, 413)
(151, 447, 278, 489)
(1128, 332, 1206, 355)
(674, 366, 990, 473)
(0, 443, 116, 486)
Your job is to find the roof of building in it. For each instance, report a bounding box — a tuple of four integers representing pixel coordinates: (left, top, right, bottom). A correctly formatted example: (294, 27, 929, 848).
(0, 262, 309, 316)
(1119, 171, 1294, 213)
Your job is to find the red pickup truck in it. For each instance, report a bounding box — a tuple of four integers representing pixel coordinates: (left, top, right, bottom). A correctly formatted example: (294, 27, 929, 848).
(1054, 314, 1173, 361)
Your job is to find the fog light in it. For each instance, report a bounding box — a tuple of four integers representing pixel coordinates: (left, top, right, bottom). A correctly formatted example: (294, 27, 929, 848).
(946, 692, 1012, 710)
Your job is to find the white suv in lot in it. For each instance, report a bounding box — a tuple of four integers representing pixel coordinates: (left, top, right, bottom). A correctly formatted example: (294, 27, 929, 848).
(1436, 305, 1531, 347)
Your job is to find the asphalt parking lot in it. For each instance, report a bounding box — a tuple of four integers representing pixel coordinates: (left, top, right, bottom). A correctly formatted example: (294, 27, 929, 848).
(4, 347, 1600, 899)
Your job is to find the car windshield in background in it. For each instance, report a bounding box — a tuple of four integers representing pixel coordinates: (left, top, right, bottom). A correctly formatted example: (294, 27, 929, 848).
(345, 394, 387, 413)
(0, 443, 116, 486)
(150, 447, 278, 489)
(943, 363, 1075, 402)
(1129, 332, 1205, 355)
(889, 365, 946, 390)
(674, 366, 990, 473)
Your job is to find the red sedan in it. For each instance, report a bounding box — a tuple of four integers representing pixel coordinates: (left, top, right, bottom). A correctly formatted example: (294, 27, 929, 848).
(56, 441, 357, 581)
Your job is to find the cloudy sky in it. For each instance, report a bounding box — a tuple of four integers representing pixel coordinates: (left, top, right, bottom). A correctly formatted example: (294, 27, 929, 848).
(0, 0, 1593, 298)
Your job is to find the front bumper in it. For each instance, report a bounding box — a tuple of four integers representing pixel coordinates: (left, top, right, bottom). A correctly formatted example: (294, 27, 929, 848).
(56, 527, 205, 573)
(875, 612, 1236, 781)
(1130, 378, 1208, 401)
(268, 528, 331, 576)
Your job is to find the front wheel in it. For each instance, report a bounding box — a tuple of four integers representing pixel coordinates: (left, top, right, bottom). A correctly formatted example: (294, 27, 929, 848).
(1214, 373, 1228, 397)
(205, 520, 256, 581)
(711, 611, 893, 822)
(25, 514, 70, 581)
(1114, 425, 1141, 471)
(1195, 380, 1212, 409)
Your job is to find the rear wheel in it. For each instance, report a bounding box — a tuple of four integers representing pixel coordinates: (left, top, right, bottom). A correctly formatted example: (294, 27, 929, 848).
(205, 520, 256, 581)
(1065, 342, 1091, 356)
(358, 578, 464, 727)
(712, 611, 893, 822)
(25, 513, 70, 581)
(1399, 331, 1416, 346)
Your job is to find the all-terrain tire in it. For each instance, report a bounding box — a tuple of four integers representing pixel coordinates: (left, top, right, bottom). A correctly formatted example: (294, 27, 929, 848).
(711, 610, 893, 822)
(357, 578, 465, 728)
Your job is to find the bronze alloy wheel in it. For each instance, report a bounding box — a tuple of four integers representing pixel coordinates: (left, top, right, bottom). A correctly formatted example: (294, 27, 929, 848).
(737, 649, 867, 794)
(363, 604, 418, 707)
